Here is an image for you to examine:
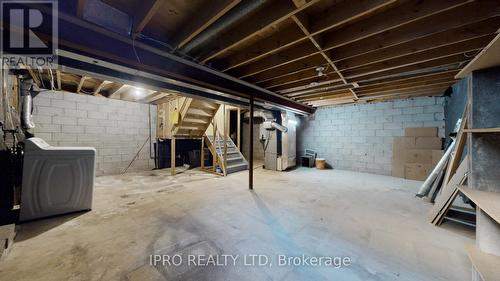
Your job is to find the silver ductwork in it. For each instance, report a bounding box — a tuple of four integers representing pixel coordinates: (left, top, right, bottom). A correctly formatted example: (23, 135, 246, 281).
(181, 0, 268, 54)
(20, 79, 35, 130)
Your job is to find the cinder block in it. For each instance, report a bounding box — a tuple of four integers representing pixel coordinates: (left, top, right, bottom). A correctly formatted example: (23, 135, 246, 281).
(77, 102, 99, 111)
(35, 123, 60, 133)
(402, 107, 424, 115)
(63, 92, 86, 101)
(85, 126, 105, 134)
(412, 113, 435, 122)
(393, 99, 412, 108)
(88, 111, 107, 120)
(412, 97, 435, 106)
(47, 91, 63, 100)
(51, 99, 76, 109)
(35, 106, 63, 116)
(78, 118, 100, 126)
(64, 109, 87, 118)
(33, 96, 51, 106)
(423, 104, 444, 114)
(52, 133, 77, 142)
(62, 125, 84, 134)
(34, 115, 52, 124)
(53, 116, 77, 125)
(383, 122, 403, 130)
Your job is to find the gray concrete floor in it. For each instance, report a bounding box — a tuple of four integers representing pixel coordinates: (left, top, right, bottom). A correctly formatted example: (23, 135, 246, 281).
(0, 167, 473, 281)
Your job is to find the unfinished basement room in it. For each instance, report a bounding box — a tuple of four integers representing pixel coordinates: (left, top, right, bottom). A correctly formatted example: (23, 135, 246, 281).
(1, 0, 500, 280)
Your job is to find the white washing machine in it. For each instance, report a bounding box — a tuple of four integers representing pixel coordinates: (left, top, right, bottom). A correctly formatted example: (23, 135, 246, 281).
(20, 138, 96, 221)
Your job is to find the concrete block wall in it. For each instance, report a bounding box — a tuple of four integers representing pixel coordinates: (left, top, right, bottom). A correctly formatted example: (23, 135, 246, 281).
(297, 96, 445, 175)
(32, 91, 156, 176)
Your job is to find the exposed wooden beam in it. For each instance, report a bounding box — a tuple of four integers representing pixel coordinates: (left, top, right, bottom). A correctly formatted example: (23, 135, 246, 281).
(234, 40, 319, 78)
(76, 0, 86, 18)
(76, 76, 89, 93)
(342, 39, 486, 79)
(262, 69, 339, 89)
(106, 83, 125, 98)
(140, 92, 171, 103)
(337, 31, 498, 71)
(132, 0, 164, 37)
(284, 70, 459, 98)
(358, 84, 451, 98)
(330, 12, 500, 63)
(350, 54, 470, 81)
(272, 75, 344, 94)
(278, 61, 463, 95)
(300, 91, 354, 102)
(292, 14, 358, 99)
(24, 66, 41, 87)
(297, 79, 455, 103)
(231, 0, 490, 79)
(322, 0, 473, 50)
(244, 53, 326, 82)
(250, 37, 480, 87)
(358, 86, 449, 100)
(198, 0, 320, 63)
(301, 88, 446, 107)
(356, 78, 458, 95)
(93, 80, 108, 96)
(173, 0, 241, 49)
(217, 0, 395, 71)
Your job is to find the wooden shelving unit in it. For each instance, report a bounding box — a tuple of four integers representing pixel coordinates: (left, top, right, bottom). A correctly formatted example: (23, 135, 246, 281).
(465, 244, 500, 281)
(458, 186, 500, 224)
(463, 128, 500, 133)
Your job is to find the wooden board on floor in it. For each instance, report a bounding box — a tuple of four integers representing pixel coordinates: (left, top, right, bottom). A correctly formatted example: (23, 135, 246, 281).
(428, 155, 468, 224)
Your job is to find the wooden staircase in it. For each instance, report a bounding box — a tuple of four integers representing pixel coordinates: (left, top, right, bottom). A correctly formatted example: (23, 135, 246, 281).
(204, 134, 248, 175)
(174, 99, 220, 138)
(169, 97, 247, 176)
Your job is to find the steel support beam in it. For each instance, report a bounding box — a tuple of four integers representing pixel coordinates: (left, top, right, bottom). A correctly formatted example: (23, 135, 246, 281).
(25, 4, 313, 115)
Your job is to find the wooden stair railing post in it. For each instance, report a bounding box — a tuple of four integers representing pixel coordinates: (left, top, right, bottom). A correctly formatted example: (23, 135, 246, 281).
(171, 137, 176, 176)
(201, 136, 205, 170)
(212, 120, 217, 172)
(223, 105, 228, 176)
(237, 108, 241, 150)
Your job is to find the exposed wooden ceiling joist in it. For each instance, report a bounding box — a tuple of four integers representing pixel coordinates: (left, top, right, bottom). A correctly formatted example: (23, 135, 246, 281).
(215, 0, 396, 70)
(132, 0, 164, 37)
(197, 0, 321, 62)
(228, 0, 476, 79)
(172, 0, 241, 49)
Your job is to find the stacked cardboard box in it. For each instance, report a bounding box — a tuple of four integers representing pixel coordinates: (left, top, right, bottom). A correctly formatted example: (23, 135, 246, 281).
(392, 127, 444, 181)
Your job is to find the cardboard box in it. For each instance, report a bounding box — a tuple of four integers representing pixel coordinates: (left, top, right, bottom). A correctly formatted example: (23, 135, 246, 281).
(391, 155, 405, 178)
(405, 163, 433, 181)
(415, 137, 442, 149)
(405, 127, 438, 137)
(393, 136, 416, 149)
(405, 149, 433, 164)
(431, 150, 444, 166)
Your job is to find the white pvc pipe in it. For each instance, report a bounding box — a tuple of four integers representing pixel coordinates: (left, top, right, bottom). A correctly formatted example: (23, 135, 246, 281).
(416, 139, 455, 197)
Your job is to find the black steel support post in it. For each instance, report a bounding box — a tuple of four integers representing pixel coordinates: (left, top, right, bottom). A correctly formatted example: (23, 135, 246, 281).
(249, 96, 254, 190)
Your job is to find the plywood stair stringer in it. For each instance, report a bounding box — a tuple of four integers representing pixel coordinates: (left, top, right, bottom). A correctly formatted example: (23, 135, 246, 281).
(173, 99, 221, 138)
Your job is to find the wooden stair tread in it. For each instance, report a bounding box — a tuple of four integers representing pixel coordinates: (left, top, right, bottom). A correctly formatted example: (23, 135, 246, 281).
(458, 186, 500, 224)
(465, 244, 500, 281)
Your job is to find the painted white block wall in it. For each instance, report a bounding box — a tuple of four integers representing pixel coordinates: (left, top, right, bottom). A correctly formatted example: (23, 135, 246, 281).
(297, 96, 445, 175)
(32, 91, 156, 176)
